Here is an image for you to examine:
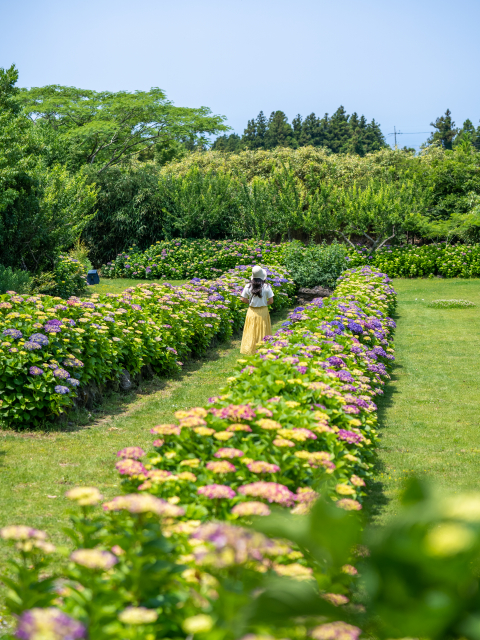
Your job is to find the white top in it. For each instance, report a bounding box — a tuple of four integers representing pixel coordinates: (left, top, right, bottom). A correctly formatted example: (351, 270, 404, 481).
(241, 282, 274, 307)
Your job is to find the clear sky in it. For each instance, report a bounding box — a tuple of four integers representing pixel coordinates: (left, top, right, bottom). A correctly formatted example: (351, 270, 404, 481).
(1, 0, 479, 149)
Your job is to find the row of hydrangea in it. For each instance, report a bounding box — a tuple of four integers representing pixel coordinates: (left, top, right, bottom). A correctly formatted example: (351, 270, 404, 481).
(101, 238, 287, 280)
(347, 242, 480, 278)
(0, 265, 294, 426)
(113, 266, 396, 518)
(0, 266, 396, 640)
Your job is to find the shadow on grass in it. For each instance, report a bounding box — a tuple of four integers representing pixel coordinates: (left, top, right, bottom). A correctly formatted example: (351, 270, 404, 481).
(363, 313, 403, 522)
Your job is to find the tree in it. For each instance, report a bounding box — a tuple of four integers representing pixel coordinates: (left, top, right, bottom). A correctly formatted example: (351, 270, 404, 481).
(454, 118, 480, 151)
(327, 106, 351, 153)
(264, 111, 297, 149)
(292, 114, 303, 145)
(19, 85, 229, 172)
(428, 109, 458, 150)
(0, 65, 98, 271)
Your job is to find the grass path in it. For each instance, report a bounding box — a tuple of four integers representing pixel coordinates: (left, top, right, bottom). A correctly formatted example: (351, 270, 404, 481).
(0, 309, 289, 559)
(371, 278, 480, 523)
(84, 277, 188, 296)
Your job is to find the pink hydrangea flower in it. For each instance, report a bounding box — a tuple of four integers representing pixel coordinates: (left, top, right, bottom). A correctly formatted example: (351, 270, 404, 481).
(116, 447, 145, 460)
(238, 482, 295, 506)
(206, 461, 236, 474)
(246, 461, 280, 474)
(231, 501, 271, 516)
(214, 448, 245, 459)
(197, 484, 236, 499)
(115, 459, 147, 477)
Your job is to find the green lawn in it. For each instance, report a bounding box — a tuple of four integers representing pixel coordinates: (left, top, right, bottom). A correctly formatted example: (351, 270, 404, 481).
(0, 309, 290, 561)
(371, 278, 480, 523)
(84, 277, 188, 296)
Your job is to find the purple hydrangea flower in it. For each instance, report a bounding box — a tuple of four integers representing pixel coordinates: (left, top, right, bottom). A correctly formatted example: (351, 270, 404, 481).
(29, 366, 44, 376)
(53, 368, 70, 379)
(67, 378, 80, 387)
(16, 607, 86, 640)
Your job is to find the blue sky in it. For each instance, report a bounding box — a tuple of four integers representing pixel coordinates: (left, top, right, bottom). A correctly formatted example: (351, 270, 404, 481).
(2, 0, 479, 149)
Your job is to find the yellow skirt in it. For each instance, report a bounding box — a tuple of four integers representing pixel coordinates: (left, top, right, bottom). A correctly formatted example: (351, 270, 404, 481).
(240, 306, 272, 355)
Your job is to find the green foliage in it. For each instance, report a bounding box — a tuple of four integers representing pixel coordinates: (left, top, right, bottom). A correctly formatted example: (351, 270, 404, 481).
(347, 243, 480, 278)
(0, 66, 98, 273)
(283, 241, 348, 288)
(19, 85, 229, 173)
(68, 239, 93, 273)
(102, 239, 287, 281)
(0, 265, 32, 295)
(427, 298, 476, 308)
(211, 106, 387, 156)
(0, 267, 294, 427)
(428, 109, 458, 150)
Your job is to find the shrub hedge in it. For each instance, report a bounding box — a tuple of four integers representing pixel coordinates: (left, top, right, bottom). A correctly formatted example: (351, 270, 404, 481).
(102, 239, 287, 281)
(348, 243, 480, 278)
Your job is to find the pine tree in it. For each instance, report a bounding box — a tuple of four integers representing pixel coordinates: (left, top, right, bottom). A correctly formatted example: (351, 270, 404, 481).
(327, 106, 351, 153)
(363, 119, 387, 153)
(428, 109, 458, 150)
(255, 111, 268, 148)
(264, 111, 297, 149)
(292, 114, 303, 145)
(454, 119, 480, 151)
(242, 118, 258, 149)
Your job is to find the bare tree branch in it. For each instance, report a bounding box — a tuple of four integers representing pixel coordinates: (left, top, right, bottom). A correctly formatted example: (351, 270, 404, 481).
(335, 230, 356, 248)
(375, 226, 396, 252)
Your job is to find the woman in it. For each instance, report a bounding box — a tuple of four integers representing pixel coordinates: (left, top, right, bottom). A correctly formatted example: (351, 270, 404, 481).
(240, 265, 274, 355)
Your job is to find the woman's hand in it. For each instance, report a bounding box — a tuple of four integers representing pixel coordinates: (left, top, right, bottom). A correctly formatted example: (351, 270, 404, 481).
(240, 297, 249, 304)
(267, 297, 273, 305)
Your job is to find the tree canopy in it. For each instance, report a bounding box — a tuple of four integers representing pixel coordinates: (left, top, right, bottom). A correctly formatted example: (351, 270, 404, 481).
(212, 106, 387, 156)
(19, 85, 229, 172)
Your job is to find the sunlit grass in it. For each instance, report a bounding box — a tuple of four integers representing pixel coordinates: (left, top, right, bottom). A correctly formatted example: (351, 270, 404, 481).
(84, 277, 188, 296)
(371, 278, 480, 523)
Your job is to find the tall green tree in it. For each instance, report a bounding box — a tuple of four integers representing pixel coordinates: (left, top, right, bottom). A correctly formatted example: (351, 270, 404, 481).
(19, 85, 229, 172)
(265, 111, 297, 149)
(454, 118, 480, 151)
(428, 109, 458, 150)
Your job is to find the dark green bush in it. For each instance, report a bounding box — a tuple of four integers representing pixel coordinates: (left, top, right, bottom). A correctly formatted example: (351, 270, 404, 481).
(0, 265, 32, 294)
(283, 241, 348, 288)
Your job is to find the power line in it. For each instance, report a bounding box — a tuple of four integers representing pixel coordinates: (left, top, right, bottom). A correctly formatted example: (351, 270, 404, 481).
(388, 126, 433, 146)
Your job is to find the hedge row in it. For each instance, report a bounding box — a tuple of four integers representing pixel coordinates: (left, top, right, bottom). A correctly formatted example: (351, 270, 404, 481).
(0, 266, 397, 640)
(101, 239, 287, 281)
(348, 243, 480, 278)
(0, 266, 295, 427)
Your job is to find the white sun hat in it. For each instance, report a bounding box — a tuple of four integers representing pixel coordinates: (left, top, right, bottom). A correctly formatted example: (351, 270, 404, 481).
(251, 265, 267, 280)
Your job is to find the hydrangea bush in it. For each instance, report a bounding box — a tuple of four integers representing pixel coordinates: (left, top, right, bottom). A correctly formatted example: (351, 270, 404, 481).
(0, 266, 294, 427)
(347, 243, 480, 278)
(102, 239, 287, 280)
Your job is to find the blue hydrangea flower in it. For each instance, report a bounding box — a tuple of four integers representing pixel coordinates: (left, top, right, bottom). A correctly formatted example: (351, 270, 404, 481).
(3, 328, 22, 339)
(30, 333, 49, 346)
(54, 385, 70, 395)
(67, 378, 80, 387)
(24, 341, 42, 351)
